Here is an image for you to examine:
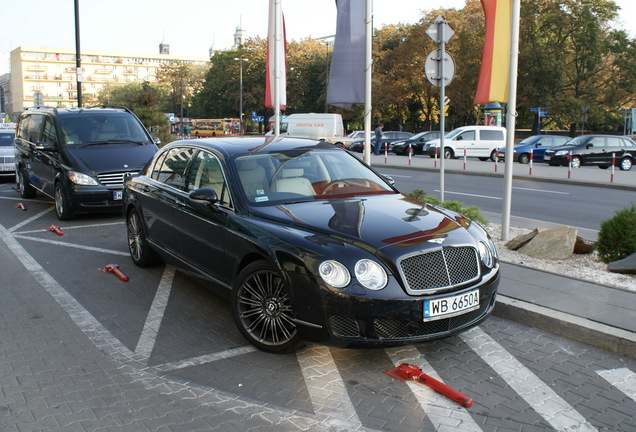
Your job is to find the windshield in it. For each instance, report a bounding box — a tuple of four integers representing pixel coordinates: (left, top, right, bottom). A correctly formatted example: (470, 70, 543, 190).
(444, 129, 464, 139)
(0, 131, 15, 147)
(60, 112, 151, 146)
(234, 149, 396, 205)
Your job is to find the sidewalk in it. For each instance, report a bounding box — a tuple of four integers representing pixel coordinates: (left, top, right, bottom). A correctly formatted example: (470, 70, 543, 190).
(365, 152, 636, 359)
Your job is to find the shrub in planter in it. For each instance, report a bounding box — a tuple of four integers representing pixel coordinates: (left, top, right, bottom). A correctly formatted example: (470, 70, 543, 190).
(596, 203, 636, 263)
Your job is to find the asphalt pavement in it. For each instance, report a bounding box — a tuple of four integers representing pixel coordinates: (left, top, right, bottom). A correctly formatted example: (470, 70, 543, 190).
(363, 152, 636, 359)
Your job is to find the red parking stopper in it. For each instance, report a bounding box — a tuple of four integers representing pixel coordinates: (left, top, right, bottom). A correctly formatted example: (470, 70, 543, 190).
(99, 264, 129, 282)
(16, 203, 27, 211)
(384, 363, 474, 408)
(46, 225, 64, 236)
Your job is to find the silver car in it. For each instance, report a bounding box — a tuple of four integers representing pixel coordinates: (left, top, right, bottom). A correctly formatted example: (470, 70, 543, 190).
(0, 128, 16, 177)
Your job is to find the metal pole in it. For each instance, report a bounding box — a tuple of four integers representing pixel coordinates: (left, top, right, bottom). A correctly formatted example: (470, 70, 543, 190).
(363, 0, 372, 165)
(74, 0, 82, 108)
(439, 18, 446, 202)
(273, 0, 282, 138)
(501, 0, 521, 241)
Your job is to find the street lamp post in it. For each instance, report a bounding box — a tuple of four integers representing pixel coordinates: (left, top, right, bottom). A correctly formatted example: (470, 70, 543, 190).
(234, 57, 249, 135)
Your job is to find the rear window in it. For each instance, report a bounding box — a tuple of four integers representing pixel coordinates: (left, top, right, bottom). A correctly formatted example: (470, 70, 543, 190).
(480, 130, 504, 141)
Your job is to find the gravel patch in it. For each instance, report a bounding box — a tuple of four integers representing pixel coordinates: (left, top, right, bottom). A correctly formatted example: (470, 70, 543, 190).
(487, 224, 636, 293)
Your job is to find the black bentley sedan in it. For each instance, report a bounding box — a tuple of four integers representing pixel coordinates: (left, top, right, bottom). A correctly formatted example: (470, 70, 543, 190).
(123, 137, 499, 353)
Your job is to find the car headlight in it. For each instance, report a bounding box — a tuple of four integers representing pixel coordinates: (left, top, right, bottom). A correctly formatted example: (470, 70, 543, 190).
(478, 240, 496, 268)
(355, 259, 387, 290)
(555, 150, 568, 156)
(319, 260, 350, 288)
(68, 171, 99, 186)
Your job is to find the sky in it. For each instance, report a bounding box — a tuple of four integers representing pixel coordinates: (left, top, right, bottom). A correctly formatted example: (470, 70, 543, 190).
(1, 0, 635, 75)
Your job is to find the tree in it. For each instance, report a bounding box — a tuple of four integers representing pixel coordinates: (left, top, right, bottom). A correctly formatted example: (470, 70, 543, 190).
(156, 60, 207, 120)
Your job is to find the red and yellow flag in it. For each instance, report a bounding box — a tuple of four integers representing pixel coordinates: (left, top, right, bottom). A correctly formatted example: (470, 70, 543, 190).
(474, 0, 512, 104)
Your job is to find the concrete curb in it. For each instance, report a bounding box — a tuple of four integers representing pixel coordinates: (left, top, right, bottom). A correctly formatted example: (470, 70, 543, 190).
(494, 295, 636, 360)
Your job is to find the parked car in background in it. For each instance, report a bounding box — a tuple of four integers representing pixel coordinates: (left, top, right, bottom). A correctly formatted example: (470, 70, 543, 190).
(497, 135, 570, 164)
(392, 131, 441, 155)
(123, 136, 500, 353)
(14, 106, 159, 220)
(423, 126, 506, 161)
(349, 131, 413, 153)
(543, 135, 636, 170)
(0, 125, 16, 178)
(341, 130, 365, 149)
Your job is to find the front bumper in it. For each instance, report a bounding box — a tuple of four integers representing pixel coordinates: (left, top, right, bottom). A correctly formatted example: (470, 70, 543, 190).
(290, 267, 500, 348)
(68, 184, 125, 214)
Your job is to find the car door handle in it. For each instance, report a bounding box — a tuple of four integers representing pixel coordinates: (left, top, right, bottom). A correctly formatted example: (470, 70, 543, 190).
(175, 198, 186, 207)
(141, 185, 150, 193)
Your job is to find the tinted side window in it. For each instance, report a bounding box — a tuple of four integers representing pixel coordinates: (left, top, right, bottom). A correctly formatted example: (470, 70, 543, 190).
(456, 131, 475, 141)
(554, 137, 569, 146)
(155, 147, 195, 189)
(536, 137, 552, 146)
(620, 138, 636, 148)
(185, 151, 231, 207)
(42, 117, 58, 146)
(588, 137, 605, 147)
(17, 115, 30, 139)
(27, 114, 45, 143)
(480, 130, 504, 141)
(605, 137, 621, 148)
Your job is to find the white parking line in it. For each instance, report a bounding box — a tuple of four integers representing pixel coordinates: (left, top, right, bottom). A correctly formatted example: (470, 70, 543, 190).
(135, 265, 176, 360)
(461, 327, 597, 432)
(14, 234, 129, 256)
(384, 346, 483, 431)
(597, 368, 636, 401)
(297, 345, 362, 428)
(434, 190, 502, 200)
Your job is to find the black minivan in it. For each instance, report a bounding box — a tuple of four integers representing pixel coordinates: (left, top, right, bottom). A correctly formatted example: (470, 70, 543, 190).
(14, 106, 159, 220)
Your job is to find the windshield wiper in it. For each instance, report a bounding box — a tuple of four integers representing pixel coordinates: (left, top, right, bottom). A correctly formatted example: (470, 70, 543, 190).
(78, 139, 148, 147)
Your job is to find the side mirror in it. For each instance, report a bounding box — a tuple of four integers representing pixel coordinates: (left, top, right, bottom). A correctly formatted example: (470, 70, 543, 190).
(381, 174, 395, 186)
(189, 188, 218, 205)
(35, 141, 56, 151)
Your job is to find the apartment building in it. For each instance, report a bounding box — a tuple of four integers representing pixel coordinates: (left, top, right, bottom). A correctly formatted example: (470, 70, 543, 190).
(6, 46, 210, 121)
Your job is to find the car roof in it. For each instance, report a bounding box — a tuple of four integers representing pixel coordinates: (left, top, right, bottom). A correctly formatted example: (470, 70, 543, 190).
(22, 105, 133, 117)
(164, 136, 336, 158)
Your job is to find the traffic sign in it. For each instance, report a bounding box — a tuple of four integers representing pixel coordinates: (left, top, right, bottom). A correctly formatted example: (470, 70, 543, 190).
(426, 16, 454, 45)
(425, 49, 456, 87)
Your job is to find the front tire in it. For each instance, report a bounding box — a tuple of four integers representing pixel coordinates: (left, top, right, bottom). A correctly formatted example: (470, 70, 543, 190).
(17, 169, 36, 198)
(232, 261, 302, 353)
(570, 156, 582, 169)
(54, 182, 75, 220)
(127, 208, 161, 267)
(443, 147, 454, 159)
(518, 153, 530, 164)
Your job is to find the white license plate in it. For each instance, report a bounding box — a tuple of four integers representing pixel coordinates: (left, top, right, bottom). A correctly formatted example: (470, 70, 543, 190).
(544, 155, 551, 160)
(423, 289, 479, 321)
(113, 190, 123, 200)
(0, 165, 13, 171)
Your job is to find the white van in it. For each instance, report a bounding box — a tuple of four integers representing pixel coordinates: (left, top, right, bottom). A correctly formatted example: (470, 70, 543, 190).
(423, 125, 506, 161)
(269, 113, 345, 146)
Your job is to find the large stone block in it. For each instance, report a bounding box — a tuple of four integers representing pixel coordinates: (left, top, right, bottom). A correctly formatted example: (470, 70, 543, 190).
(518, 226, 578, 260)
(607, 253, 636, 274)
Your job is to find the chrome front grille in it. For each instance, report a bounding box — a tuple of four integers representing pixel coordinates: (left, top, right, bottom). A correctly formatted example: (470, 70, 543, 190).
(398, 246, 480, 295)
(97, 171, 137, 188)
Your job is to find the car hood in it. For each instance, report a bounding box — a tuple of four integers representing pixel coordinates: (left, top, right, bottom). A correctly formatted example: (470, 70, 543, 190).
(253, 194, 480, 258)
(65, 144, 158, 174)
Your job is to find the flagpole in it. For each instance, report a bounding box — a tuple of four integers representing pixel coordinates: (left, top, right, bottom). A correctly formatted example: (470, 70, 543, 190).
(501, 0, 520, 241)
(363, 0, 372, 165)
(273, 0, 282, 138)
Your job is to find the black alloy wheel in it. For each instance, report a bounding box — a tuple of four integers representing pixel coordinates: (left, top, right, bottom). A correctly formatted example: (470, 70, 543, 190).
(232, 261, 301, 353)
(127, 208, 161, 267)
